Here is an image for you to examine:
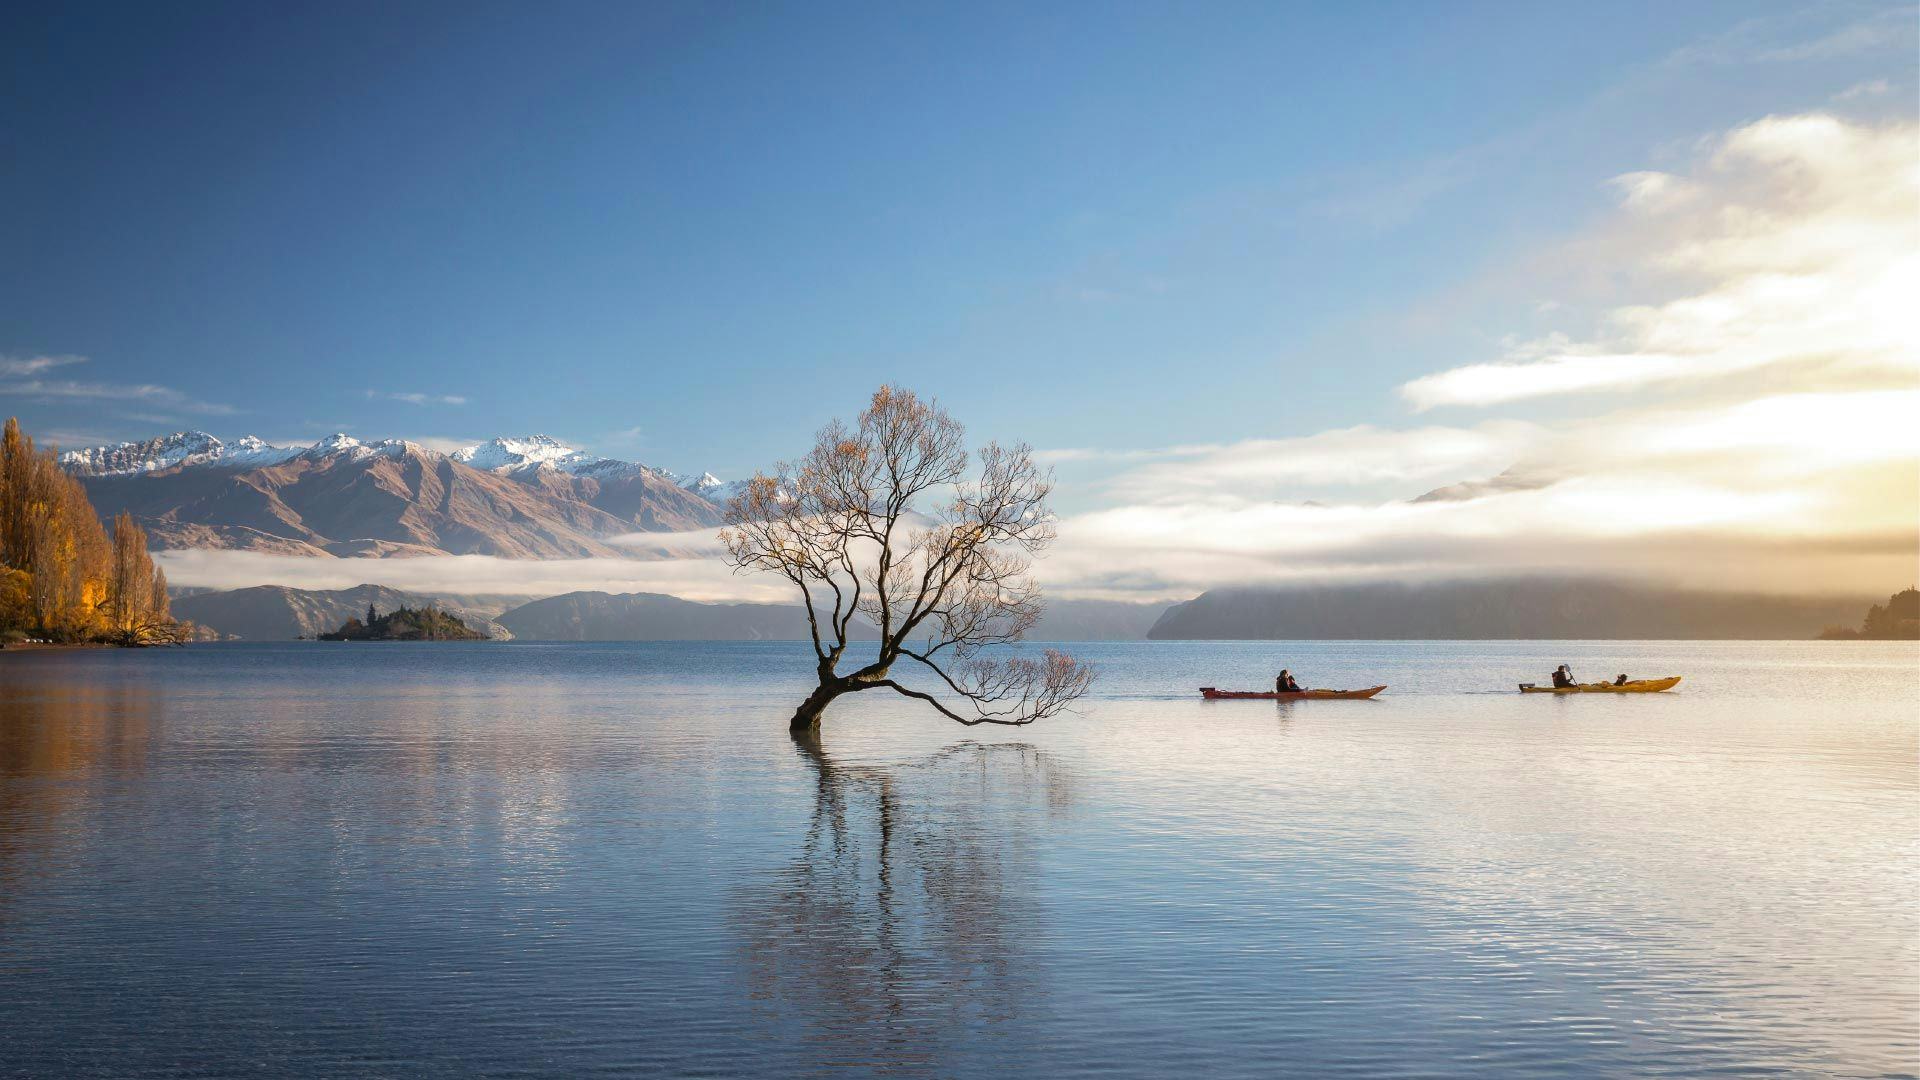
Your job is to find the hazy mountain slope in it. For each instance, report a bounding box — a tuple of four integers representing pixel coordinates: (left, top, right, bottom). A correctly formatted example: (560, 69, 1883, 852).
(272, 448, 634, 557)
(563, 470, 726, 531)
(497, 591, 882, 641)
(446, 435, 727, 530)
(1148, 580, 1871, 640)
(173, 585, 505, 640)
(1026, 599, 1171, 640)
(496, 592, 1162, 641)
(78, 443, 635, 557)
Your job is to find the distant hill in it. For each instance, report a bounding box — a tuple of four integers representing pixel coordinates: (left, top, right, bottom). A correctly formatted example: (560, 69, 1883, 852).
(495, 591, 1170, 642)
(173, 585, 506, 640)
(1027, 599, 1171, 641)
(496, 590, 882, 641)
(1148, 580, 1871, 640)
(1818, 587, 1920, 640)
(171, 586, 1170, 643)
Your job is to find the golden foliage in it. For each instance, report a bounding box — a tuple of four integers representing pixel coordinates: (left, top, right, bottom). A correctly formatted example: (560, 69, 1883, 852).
(0, 417, 175, 642)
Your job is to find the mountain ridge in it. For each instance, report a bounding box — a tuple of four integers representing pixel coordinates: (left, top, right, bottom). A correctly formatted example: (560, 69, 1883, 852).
(496, 590, 864, 641)
(62, 430, 735, 558)
(1148, 579, 1872, 640)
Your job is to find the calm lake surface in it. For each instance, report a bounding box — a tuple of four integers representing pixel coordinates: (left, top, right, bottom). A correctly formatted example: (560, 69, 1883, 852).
(2, 640, 1915, 1078)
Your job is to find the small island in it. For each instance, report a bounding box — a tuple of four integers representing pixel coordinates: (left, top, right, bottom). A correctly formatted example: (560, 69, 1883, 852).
(319, 603, 486, 642)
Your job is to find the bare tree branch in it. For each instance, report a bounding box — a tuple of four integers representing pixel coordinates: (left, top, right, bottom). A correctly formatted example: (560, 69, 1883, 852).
(723, 386, 1094, 730)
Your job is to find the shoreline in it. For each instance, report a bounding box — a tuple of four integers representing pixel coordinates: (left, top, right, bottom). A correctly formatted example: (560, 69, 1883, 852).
(0, 641, 121, 653)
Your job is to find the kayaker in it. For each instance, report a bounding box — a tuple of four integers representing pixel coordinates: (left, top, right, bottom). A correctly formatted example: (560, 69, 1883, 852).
(1276, 669, 1304, 693)
(1551, 665, 1576, 689)
(1614, 674, 1630, 686)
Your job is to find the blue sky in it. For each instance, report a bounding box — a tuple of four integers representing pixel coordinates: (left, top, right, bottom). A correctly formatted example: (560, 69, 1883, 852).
(2, 0, 1914, 504)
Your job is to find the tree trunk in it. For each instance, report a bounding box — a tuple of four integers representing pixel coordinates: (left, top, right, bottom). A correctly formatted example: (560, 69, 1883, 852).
(789, 680, 847, 731)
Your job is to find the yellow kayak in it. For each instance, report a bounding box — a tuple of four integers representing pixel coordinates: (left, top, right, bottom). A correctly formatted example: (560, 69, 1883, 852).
(1520, 676, 1681, 694)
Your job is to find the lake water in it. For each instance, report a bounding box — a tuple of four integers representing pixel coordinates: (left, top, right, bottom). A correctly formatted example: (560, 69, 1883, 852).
(2, 640, 1915, 1078)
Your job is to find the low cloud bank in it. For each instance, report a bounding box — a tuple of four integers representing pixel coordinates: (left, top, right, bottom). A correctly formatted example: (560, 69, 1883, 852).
(158, 549, 783, 604)
(1045, 388, 1917, 601)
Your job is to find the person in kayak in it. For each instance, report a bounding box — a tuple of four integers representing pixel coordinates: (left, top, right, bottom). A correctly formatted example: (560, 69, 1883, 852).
(1276, 669, 1305, 693)
(1551, 665, 1576, 689)
(1614, 673, 1630, 686)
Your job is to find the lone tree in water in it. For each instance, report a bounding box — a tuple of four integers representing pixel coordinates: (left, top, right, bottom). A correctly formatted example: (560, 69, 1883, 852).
(723, 386, 1094, 731)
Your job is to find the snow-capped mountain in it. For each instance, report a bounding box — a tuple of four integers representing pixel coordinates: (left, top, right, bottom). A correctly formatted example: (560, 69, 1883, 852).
(61, 429, 737, 557)
(65, 430, 726, 488)
(447, 435, 751, 501)
(297, 433, 425, 464)
(453, 434, 725, 484)
(675, 472, 754, 506)
(452, 434, 602, 474)
(59, 431, 301, 476)
(680, 471, 726, 496)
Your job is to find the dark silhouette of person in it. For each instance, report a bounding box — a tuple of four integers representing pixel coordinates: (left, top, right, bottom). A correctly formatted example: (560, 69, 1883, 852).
(1276, 669, 1304, 693)
(1551, 664, 1576, 689)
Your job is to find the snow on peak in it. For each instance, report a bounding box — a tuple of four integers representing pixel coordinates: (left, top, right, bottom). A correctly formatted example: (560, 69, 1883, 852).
(302, 435, 423, 463)
(448, 435, 688, 485)
(305, 433, 364, 457)
(59, 431, 299, 476)
(452, 434, 587, 473)
(224, 436, 303, 469)
(675, 471, 747, 503)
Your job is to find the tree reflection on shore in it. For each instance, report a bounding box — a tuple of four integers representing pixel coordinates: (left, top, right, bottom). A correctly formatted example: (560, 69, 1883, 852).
(733, 729, 1073, 1071)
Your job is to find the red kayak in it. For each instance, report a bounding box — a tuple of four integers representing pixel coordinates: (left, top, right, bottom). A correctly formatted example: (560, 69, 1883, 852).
(1200, 685, 1386, 700)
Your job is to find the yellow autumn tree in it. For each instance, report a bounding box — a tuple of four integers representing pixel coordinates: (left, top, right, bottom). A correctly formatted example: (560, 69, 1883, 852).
(0, 417, 180, 644)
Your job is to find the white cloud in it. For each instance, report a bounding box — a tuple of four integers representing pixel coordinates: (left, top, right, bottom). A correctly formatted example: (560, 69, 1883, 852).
(1665, 8, 1914, 67)
(1046, 109, 1919, 600)
(1753, 11, 1911, 62)
(1044, 388, 1919, 600)
(1833, 78, 1891, 101)
(1608, 170, 1697, 213)
(366, 390, 468, 406)
(1105, 422, 1542, 502)
(156, 548, 783, 604)
(406, 436, 483, 454)
(0, 354, 85, 376)
(1035, 444, 1213, 464)
(1402, 353, 1692, 411)
(1, 377, 238, 415)
(0, 352, 237, 416)
(598, 425, 647, 451)
(1404, 113, 1918, 410)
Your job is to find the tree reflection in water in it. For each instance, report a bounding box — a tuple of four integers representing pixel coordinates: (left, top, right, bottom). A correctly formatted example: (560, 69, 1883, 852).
(734, 729, 1074, 1070)
(0, 679, 157, 909)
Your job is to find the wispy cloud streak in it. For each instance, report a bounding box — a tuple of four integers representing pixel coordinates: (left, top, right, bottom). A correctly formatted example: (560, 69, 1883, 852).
(365, 390, 469, 406)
